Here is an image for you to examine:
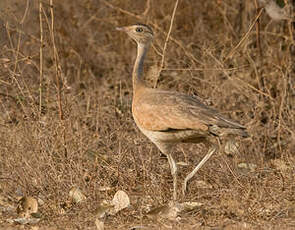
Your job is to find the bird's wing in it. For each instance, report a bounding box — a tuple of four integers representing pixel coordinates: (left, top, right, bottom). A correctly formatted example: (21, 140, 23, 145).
(133, 89, 245, 132)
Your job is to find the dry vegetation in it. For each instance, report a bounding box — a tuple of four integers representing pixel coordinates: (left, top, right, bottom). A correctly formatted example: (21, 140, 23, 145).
(0, 0, 294, 229)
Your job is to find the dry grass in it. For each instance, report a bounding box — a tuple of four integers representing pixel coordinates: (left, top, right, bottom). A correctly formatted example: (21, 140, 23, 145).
(0, 0, 294, 229)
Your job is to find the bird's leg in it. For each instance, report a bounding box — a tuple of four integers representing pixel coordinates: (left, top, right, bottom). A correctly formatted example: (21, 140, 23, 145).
(166, 154, 178, 201)
(182, 145, 217, 195)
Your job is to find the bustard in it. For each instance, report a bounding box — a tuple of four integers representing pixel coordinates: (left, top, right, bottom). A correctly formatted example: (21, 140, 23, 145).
(117, 24, 248, 200)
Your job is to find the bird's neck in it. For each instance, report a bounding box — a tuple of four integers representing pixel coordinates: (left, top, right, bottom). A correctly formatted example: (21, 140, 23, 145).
(132, 43, 149, 93)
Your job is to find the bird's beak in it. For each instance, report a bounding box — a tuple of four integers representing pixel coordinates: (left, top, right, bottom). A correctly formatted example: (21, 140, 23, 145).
(116, 26, 128, 32)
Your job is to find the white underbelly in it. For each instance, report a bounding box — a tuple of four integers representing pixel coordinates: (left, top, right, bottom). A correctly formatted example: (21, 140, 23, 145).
(136, 124, 207, 144)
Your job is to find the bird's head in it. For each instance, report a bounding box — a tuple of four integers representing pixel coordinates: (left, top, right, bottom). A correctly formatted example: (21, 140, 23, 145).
(116, 23, 154, 45)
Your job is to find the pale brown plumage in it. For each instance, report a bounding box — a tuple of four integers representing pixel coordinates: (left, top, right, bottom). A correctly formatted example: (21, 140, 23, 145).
(134, 88, 247, 134)
(117, 24, 248, 200)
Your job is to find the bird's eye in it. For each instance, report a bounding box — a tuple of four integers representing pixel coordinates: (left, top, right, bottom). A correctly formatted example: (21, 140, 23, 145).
(135, 27, 143, 32)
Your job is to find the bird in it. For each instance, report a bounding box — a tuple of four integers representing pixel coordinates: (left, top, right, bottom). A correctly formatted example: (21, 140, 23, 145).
(116, 23, 248, 201)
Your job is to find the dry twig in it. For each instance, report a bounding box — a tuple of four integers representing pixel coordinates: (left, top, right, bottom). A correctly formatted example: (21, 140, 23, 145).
(225, 7, 264, 60)
(39, 0, 44, 118)
(153, 0, 179, 88)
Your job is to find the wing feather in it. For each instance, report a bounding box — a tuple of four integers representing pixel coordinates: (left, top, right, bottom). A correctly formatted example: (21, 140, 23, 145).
(133, 89, 245, 132)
